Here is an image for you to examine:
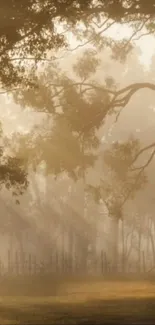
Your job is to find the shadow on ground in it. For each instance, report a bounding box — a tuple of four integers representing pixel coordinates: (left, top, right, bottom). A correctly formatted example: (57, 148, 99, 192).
(1, 276, 155, 324)
(0, 297, 155, 324)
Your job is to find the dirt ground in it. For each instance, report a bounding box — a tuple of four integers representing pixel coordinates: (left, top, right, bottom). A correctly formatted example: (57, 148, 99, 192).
(0, 276, 155, 324)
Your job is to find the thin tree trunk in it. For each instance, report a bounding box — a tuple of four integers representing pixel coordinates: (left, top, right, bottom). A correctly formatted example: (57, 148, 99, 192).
(81, 138, 88, 273)
(142, 251, 146, 273)
(150, 231, 155, 265)
(125, 226, 134, 271)
(16, 232, 24, 273)
(109, 216, 119, 273)
(68, 227, 75, 274)
(138, 226, 142, 273)
(121, 219, 126, 272)
(148, 218, 155, 266)
(8, 232, 14, 273)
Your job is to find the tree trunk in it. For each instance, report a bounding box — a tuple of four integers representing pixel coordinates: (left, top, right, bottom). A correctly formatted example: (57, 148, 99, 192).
(8, 232, 14, 273)
(149, 230, 155, 266)
(121, 220, 126, 272)
(16, 232, 24, 273)
(68, 227, 75, 274)
(138, 226, 142, 273)
(109, 216, 119, 273)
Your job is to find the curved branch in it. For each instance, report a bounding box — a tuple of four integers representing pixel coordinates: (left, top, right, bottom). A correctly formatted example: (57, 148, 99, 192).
(80, 81, 155, 132)
(120, 146, 155, 209)
(131, 148, 155, 171)
(130, 142, 155, 168)
(117, 82, 155, 96)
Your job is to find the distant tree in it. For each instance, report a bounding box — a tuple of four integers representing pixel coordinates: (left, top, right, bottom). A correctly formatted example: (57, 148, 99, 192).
(88, 136, 148, 271)
(0, 125, 28, 201)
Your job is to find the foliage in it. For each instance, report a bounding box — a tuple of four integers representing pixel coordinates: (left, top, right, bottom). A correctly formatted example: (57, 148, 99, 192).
(11, 51, 112, 179)
(72, 49, 101, 80)
(0, 1, 154, 88)
(0, 146, 28, 202)
(10, 49, 151, 209)
(88, 137, 148, 220)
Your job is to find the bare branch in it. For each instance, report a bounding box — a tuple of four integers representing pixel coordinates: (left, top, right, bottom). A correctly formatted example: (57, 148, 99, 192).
(9, 56, 64, 63)
(117, 83, 155, 96)
(121, 17, 150, 50)
(110, 82, 155, 121)
(133, 31, 153, 41)
(131, 148, 155, 171)
(45, 81, 116, 95)
(0, 88, 22, 95)
(130, 142, 155, 167)
(120, 147, 155, 209)
(92, 17, 109, 29)
(65, 20, 115, 53)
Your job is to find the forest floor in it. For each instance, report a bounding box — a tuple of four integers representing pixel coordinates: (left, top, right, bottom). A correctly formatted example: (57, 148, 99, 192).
(0, 275, 155, 324)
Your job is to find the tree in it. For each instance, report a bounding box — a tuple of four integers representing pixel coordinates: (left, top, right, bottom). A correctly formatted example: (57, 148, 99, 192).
(0, 127, 28, 201)
(10, 48, 154, 198)
(88, 136, 147, 271)
(1, 0, 155, 90)
(1, 0, 154, 212)
(7, 49, 153, 271)
(12, 50, 108, 180)
(11, 46, 155, 175)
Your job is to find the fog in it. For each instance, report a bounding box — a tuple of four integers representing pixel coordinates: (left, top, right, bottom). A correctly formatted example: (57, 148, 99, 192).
(0, 42, 153, 278)
(2, 2, 155, 323)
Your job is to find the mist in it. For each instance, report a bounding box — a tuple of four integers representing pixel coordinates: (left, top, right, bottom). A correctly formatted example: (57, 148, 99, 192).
(1, 2, 155, 323)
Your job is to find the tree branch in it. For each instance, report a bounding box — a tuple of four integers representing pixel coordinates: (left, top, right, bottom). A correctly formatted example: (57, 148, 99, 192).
(130, 142, 155, 167)
(117, 82, 155, 96)
(120, 147, 155, 209)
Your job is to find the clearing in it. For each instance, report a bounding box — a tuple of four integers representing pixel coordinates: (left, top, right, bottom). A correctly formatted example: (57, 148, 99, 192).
(0, 276, 155, 324)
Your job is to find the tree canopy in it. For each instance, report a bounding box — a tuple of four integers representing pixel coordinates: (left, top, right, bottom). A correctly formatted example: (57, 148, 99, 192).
(0, 0, 155, 89)
(0, 0, 155, 199)
(8, 49, 151, 209)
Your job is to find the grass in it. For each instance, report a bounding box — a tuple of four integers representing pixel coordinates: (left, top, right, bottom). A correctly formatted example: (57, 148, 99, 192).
(0, 274, 155, 324)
